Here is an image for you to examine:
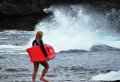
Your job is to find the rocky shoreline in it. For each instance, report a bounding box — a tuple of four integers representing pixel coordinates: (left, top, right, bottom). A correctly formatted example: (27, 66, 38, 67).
(0, 11, 50, 30)
(0, 0, 51, 30)
(0, 0, 120, 30)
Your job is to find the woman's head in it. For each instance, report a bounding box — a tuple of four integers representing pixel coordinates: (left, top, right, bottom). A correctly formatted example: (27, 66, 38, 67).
(36, 31, 43, 40)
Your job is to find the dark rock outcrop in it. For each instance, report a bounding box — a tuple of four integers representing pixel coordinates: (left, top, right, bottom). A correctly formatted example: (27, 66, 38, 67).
(0, 0, 120, 30)
(0, 0, 50, 15)
(51, 0, 120, 10)
(0, 12, 49, 30)
(0, 0, 50, 30)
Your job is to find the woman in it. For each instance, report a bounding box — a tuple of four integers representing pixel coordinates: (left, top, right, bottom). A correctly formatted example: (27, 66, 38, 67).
(32, 31, 49, 82)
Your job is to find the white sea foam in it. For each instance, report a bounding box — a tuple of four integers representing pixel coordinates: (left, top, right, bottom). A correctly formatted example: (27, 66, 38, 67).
(0, 45, 27, 52)
(35, 5, 120, 52)
(91, 71, 120, 81)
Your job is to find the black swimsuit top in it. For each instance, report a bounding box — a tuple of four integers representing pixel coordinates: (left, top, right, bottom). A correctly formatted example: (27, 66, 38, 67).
(32, 40, 48, 57)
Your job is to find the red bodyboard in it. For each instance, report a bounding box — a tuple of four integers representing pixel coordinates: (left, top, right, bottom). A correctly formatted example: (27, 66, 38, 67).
(26, 44, 56, 62)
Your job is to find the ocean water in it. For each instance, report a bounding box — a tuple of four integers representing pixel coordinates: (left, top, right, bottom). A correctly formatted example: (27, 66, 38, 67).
(0, 5, 120, 82)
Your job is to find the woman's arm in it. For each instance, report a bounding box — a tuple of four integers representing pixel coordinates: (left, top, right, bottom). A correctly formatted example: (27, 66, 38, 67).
(40, 40, 48, 57)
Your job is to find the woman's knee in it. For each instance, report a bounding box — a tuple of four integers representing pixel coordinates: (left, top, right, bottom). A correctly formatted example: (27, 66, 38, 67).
(45, 65, 49, 69)
(41, 62, 49, 69)
(44, 63, 49, 69)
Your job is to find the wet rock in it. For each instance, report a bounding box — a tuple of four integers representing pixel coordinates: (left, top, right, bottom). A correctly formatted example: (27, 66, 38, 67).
(0, 0, 51, 30)
(0, 0, 120, 30)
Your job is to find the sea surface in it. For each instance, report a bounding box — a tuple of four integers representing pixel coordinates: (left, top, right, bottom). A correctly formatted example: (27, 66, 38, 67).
(0, 5, 120, 82)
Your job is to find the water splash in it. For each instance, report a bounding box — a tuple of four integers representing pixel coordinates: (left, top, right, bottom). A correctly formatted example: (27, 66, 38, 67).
(91, 70, 120, 81)
(35, 5, 120, 52)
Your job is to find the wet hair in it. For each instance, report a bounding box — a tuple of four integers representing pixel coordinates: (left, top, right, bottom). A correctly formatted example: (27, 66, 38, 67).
(36, 31, 43, 40)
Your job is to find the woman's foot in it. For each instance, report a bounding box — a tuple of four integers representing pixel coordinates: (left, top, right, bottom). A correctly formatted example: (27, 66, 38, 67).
(40, 77, 49, 82)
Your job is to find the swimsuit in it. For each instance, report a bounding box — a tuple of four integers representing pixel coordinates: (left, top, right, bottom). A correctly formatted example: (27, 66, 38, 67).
(32, 40, 48, 57)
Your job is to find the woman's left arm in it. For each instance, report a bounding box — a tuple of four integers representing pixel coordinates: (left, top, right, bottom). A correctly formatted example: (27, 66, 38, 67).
(40, 40, 48, 57)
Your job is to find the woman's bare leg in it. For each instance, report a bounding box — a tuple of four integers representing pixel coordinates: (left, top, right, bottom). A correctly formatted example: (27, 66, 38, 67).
(32, 62, 39, 82)
(40, 61, 49, 82)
